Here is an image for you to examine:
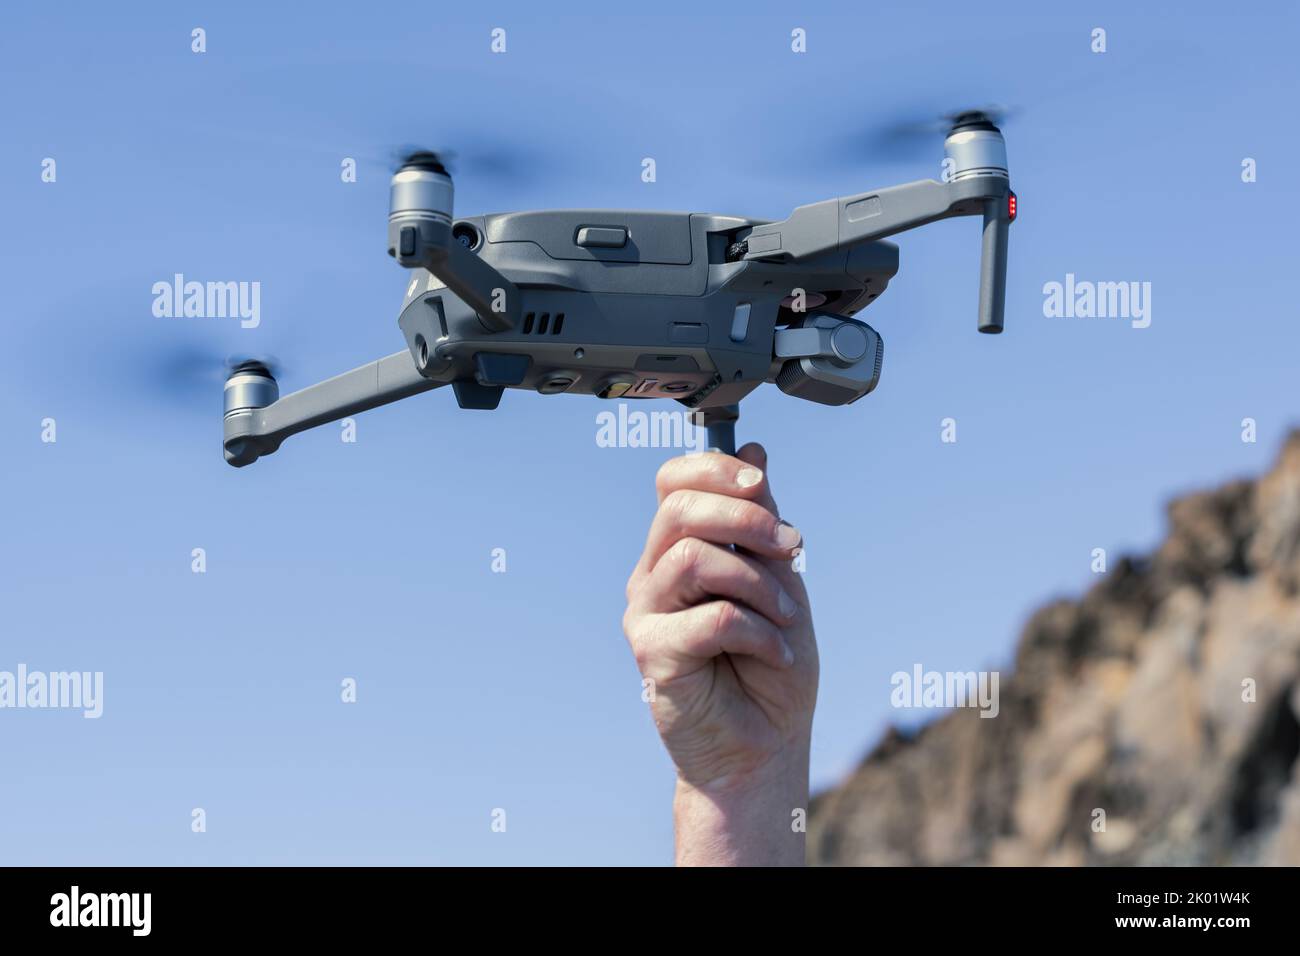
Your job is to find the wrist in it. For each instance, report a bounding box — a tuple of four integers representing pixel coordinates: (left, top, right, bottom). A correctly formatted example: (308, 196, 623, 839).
(672, 744, 810, 866)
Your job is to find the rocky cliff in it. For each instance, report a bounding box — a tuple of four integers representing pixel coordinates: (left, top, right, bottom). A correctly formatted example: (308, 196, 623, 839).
(808, 434, 1300, 866)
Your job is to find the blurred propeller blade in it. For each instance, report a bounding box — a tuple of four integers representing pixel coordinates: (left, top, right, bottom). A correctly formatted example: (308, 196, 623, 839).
(98, 316, 300, 415)
(830, 102, 1022, 168)
(375, 137, 552, 186)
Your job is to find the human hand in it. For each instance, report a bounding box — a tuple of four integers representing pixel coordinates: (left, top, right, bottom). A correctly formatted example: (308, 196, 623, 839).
(623, 442, 818, 864)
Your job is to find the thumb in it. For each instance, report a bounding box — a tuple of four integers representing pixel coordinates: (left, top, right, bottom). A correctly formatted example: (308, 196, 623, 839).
(736, 442, 779, 517)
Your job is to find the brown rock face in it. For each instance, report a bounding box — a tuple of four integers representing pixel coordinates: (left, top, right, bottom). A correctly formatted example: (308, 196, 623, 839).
(808, 434, 1300, 866)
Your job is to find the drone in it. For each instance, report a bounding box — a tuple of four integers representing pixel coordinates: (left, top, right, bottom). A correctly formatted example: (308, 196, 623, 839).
(221, 110, 1014, 466)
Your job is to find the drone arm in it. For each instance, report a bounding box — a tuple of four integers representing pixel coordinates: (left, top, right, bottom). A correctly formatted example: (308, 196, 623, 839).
(421, 239, 520, 333)
(387, 162, 519, 332)
(224, 350, 446, 467)
(745, 177, 1008, 256)
(744, 176, 1012, 332)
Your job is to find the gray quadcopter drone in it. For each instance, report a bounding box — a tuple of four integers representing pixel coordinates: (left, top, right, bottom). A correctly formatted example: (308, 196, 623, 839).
(221, 111, 1014, 466)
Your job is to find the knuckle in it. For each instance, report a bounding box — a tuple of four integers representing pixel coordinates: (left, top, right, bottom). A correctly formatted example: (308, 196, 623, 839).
(666, 537, 705, 579)
(625, 564, 644, 603)
(711, 599, 740, 635)
(624, 619, 653, 669)
(654, 458, 681, 496)
(661, 488, 697, 529)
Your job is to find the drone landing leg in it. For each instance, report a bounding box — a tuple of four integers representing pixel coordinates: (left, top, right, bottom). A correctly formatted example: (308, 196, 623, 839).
(692, 404, 740, 456)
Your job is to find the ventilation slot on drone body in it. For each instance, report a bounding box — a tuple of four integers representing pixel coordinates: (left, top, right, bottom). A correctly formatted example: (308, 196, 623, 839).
(677, 374, 722, 408)
(521, 313, 566, 335)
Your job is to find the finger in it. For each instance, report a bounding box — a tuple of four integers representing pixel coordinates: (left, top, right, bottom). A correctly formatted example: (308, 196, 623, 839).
(655, 451, 771, 506)
(735, 442, 780, 517)
(636, 601, 795, 677)
(737, 441, 766, 471)
(634, 537, 800, 627)
(637, 490, 803, 579)
(763, 548, 809, 606)
(627, 444, 787, 601)
(729, 443, 809, 600)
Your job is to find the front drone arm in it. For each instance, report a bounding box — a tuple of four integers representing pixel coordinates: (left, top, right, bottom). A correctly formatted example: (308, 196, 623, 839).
(223, 350, 447, 467)
(387, 156, 519, 333)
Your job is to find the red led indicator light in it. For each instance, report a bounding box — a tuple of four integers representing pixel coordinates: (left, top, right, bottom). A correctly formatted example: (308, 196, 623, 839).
(1007, 191, 1017, 222)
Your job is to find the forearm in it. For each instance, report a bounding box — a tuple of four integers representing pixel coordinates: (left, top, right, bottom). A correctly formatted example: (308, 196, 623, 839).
(673, 746, 810, 866)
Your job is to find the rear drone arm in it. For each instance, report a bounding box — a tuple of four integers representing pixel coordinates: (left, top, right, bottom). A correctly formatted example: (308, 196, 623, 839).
(223, 350, 446, 467)
(743, 176, 1012, 333)
(743, 116, 1015, 333)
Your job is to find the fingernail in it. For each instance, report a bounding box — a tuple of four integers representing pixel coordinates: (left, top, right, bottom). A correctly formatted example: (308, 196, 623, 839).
(774, 520, 802, 550)
(781, 641, 796, 667)
(778, 588, 797, 620)
(736, 467, 763, 488)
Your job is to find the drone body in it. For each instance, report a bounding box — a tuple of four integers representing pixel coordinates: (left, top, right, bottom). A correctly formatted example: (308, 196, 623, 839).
(394, 207, 898, 412)
(223, 114, 1014, 466)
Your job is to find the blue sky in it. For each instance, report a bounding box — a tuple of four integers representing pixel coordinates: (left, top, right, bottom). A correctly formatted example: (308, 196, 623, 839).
(1, 1, 1296, 864)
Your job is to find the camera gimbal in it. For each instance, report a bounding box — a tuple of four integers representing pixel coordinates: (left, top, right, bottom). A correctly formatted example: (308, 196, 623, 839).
(222, 111, 1013, 466)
